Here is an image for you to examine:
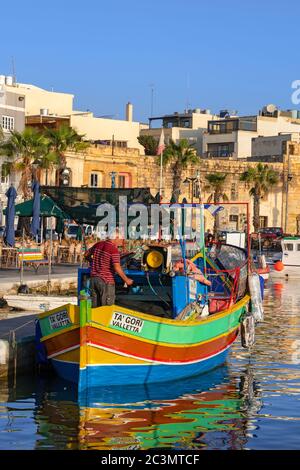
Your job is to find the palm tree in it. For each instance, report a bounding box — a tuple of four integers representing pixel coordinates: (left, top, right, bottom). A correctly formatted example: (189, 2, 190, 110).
(161, 139, 198, 202)
(240, 163, 280, 232)
(45, 125, 89, 185)
(204, 173, 228, 235)
(0, 127, 50, 199)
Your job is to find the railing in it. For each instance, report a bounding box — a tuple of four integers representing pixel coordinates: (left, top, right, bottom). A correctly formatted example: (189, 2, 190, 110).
(206, 263, 246, 307)
(207, 242, 248, 305)
(205, 151, 234, 159)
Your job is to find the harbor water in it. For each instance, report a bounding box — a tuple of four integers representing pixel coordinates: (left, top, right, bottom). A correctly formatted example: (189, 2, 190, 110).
(0, 279, 299, 450)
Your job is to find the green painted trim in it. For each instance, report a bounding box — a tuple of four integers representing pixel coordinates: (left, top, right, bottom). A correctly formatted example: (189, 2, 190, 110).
(283, 237, 300, 241)
(92, 302, 246, 345)
(80, 291, 88, 328)
(39, 315, 73, 337)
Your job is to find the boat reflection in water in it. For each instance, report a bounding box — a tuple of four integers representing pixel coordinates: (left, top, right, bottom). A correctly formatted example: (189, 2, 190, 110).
(32, 365, 262, 450)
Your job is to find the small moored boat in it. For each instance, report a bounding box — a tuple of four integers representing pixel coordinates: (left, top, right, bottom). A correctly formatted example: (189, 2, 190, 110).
(271, 236, 300, 279)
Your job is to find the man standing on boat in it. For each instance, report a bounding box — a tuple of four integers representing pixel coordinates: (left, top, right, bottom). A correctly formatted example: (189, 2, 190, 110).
(85, 235, 134, 307)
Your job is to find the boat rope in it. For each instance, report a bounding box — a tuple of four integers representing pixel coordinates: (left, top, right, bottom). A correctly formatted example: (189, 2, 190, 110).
(0, 318, 35, 340)
(146, 272, 170, 309)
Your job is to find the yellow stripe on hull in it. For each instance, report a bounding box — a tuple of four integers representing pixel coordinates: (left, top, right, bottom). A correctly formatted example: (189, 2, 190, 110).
(84, 344, 152, 365)
(53, 348, 80, 363)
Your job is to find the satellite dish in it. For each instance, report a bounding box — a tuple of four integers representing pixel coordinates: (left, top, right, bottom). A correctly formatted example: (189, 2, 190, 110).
(264, 104, 277, 114)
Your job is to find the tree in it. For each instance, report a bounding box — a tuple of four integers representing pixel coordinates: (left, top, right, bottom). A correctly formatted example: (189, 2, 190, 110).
(137, 135, 158, 155)
(160, 139, 198, 202)
(204, 173, 228, 235)
(45, 125, 89, 185)
(0, 127, 50, 199)
(240, 163, 280, 232)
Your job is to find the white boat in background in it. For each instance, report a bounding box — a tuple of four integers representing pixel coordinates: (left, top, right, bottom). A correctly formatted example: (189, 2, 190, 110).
(270, 237, 300, 279)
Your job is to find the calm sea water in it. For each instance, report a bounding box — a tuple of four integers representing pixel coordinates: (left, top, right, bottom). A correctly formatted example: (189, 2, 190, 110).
(0, 280, 300, 450)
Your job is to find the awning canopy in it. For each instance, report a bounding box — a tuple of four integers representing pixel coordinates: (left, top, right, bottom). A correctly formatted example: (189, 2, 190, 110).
(3, 194, 71, 220)
(42, 187, 157, 225)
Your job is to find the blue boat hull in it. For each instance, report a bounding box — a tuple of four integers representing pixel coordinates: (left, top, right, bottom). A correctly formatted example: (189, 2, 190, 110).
(51, 347, 230, 391)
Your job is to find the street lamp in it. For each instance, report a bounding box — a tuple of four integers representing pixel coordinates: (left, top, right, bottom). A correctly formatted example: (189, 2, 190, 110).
(61, 167, 71, 186)
(31, 158, 40, 182)
(109, 171, 117, 188)
(183, 170, 200, 203)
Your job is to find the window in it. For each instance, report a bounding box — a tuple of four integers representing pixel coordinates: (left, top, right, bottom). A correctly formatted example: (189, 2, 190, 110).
(259, 216, 268, 229)
(284, 243, 294, 251)
(1, 165, 9, 184)
(1, 115, 14, 131)
(231, 183, 238, 201)
(90, 173, 99, 187)
(207, 142, 234, 158)
(118, 172, 131, 188)
(118, 175, 126, 188)
(297, 244, 300, 251)
(229, 214, 238, 229)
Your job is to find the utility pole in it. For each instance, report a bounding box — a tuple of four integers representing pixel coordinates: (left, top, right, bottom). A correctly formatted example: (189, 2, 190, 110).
(284, 145, 292, 233)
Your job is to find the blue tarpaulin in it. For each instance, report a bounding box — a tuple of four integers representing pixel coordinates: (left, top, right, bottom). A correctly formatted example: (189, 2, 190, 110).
(30, 180, 40, 237)
(5, 185, 17, 247)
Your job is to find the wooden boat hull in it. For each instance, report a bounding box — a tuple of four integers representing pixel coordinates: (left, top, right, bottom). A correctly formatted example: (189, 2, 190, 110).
(38, 295, 250, 389)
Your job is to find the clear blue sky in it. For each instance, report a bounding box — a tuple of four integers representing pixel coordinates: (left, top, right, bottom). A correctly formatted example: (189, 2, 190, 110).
(1, 0, 300, 122)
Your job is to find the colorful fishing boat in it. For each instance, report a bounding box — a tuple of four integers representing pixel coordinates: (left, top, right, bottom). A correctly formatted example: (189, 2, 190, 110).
(36, 241, 251, 390)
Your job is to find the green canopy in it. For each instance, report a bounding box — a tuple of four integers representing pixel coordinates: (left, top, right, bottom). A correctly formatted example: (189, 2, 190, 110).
(42, 186, 156, 226)
(3, 194, 71, 220)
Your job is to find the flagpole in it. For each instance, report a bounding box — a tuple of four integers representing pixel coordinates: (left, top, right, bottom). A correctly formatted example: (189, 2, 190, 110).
(159, 149, 163, 200)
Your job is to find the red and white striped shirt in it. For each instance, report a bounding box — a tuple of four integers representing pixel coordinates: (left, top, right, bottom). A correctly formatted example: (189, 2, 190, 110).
(87, 240, 120, 284)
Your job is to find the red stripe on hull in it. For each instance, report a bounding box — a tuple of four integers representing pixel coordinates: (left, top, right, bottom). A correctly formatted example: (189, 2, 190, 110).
(44, 328, 79, 356)
(86, 326, 239, 363)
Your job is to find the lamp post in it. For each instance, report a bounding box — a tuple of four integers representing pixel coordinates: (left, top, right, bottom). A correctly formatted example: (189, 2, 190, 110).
(61, 167, 71, 186)
(109, 171, 117, 189)
(31, 158, 40, 182)
(183, 170, 200, 203)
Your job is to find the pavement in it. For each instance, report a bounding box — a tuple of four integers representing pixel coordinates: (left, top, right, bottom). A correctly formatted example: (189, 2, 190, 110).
(0, 264, 79, 295)
(0, 265, 80, 352)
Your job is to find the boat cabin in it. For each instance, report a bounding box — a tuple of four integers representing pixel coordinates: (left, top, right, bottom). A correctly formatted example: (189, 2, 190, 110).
(77, 242, 248, 320)
(281, 237, 300, 266)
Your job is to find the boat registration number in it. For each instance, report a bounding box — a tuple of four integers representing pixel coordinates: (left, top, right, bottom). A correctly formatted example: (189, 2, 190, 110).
(110, 312, 144, 333)
(49, 310, 71, 329)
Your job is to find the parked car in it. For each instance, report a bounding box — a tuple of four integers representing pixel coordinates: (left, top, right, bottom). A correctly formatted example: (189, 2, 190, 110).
(65, 224, 80, 239)
(258, 227, 283, 238)
(252, 227, 283, 240)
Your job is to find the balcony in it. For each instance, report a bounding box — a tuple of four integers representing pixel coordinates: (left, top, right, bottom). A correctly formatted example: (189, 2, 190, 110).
(208, 117, 257, 134)
(204, 151, 234, 159)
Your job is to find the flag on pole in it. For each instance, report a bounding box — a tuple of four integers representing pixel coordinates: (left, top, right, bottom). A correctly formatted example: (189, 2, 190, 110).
(156, 129, 166, 155)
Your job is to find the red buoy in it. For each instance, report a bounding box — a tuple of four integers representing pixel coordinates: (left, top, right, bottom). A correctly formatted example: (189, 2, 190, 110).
(274, 261, 284, 272)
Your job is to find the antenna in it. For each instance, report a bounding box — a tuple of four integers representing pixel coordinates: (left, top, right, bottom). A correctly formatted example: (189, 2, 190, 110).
(149, 83, 155, 117)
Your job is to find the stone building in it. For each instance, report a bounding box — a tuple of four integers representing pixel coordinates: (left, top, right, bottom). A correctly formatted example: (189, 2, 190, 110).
(0, 75, 25, 222)
(39, 140, 300, 234)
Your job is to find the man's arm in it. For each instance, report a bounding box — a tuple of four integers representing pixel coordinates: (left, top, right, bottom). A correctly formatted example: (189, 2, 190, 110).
(84, 244, 95, 262)
(113, 263, 134, 286)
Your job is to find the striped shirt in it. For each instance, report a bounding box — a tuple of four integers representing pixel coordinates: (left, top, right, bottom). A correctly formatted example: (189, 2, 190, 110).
(87, 240, 120, 284)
